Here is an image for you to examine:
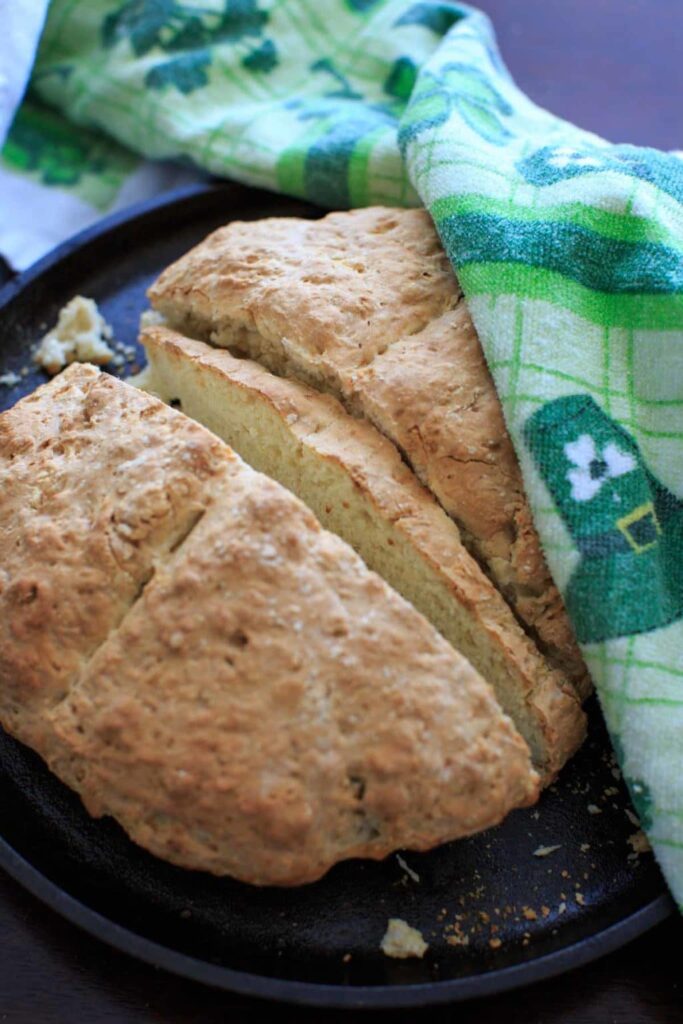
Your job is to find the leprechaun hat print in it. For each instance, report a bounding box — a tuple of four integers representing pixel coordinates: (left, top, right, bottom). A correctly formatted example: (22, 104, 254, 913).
(524, 395, 683, 644)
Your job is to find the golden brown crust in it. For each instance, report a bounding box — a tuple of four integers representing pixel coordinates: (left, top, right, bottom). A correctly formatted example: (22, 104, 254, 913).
(140, 327, 585, 778)
(147, 207, 589, 699)
(351, 306, 590, 699)
(148, 207, 460, 389)
(0, 363, 231, 753)
(0, 367, 538, 886)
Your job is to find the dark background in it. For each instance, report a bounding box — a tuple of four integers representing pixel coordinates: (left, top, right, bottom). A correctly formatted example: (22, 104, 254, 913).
(1, 0, 682, 1021)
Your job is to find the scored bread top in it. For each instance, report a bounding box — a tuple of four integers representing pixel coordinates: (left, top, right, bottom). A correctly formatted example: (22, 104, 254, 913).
(148, 207, 461, 387)
(147, 207, 589, 698)
(0, 363, 231, 752)
(0, 365, 538, 886)
(141, 326, 585, 778)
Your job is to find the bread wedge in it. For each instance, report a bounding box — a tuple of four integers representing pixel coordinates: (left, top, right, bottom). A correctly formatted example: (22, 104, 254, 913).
(140, 327, 585, 780)
(0, 365, 538, 886)
(147, 207, 589, 698)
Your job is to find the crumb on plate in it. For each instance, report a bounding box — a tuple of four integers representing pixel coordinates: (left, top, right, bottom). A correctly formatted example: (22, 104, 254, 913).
(533, 844, 562, 857)
(381, 918, 429, 959)
(396, 853, 421, 883)
(628, 830, 652, 855)
(33, 296, 116, 375)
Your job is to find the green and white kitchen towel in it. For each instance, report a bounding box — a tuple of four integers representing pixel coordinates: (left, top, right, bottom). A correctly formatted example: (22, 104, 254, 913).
(2, 1, 682, 908)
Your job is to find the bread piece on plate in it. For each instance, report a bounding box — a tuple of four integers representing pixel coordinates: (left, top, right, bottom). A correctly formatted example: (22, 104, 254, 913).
(0, 366, 538, 887)
(140, 326, 585, 780)
(147, 207, 589, 699)
(148, 207, 461, 391)
(0, 362, 229, 753)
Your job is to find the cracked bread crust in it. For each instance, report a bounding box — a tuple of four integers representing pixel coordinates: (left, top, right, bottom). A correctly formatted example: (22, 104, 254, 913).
(351, 305, 590, 699)
(147, 206, 588, 699)
(0, 363, 232, 754)
(141, 327, 586, 778)
(148, 207, 461, 390)
(0, 366, 538, 886)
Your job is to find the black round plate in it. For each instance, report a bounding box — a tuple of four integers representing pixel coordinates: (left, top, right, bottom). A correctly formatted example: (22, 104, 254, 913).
(0, 183, 673, 1008)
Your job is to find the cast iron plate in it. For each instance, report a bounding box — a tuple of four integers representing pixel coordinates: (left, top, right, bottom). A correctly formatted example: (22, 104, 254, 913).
(0, 183, 673, 1008)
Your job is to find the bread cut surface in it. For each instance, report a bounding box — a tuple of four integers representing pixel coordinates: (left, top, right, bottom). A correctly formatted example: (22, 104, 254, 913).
(351, 304, 588, 697)
(140, 327, 585, 779)
(0, 365, 538, 886)
(148, 207, 588, 699)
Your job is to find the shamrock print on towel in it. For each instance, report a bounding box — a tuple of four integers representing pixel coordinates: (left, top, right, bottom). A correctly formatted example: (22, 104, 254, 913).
(518, 143, 683, 206)
(524, 394, 683, 644)
(102, 0, 273, 94)
(2, 102, 104, 186)
(1, 99, 136, 208)
(399, 63, 512, 150)
(393, 2, 465, 37)
(564, 434, 636, 503)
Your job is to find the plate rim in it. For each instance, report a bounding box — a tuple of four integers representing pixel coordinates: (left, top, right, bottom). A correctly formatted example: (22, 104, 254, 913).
(0, 182, 673, 1008)
(0, 836, 673, 1009)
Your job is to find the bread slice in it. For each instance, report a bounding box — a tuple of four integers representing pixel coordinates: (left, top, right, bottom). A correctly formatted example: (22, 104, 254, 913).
(351, 304, 590, 700)
(0, 365, 538, 887)
(0, 362, 231, 753)
(140, 326, 585, 780)
(147, 207, 589, 699)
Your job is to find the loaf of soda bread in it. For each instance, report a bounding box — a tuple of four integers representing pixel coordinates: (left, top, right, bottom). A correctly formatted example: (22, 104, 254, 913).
(148, 207, 589, 699)
(0, 364, 539, 886)
(141, 326, 585, 779)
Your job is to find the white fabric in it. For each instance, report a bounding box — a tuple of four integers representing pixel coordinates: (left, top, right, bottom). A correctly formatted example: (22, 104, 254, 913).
(0, 158, 204, 269)
(0, 166, 99, 269)
(0, 0, 49, 145)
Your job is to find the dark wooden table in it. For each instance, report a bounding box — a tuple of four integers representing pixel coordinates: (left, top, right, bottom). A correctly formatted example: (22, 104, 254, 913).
(2, 1, 682, 1021)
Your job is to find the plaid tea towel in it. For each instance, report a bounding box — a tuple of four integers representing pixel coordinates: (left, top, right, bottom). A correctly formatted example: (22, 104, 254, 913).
(2, 1, 682, 908)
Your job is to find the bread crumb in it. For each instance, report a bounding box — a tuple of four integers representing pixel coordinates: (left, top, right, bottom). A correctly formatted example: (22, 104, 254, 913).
(522, 907, 537, 921)
(533, 844, 561, 857)
(580, 843, 590, 852)
(628, 830, 652, 854)
(34, 296, 115, 375)
(396, 853, 420, 883)
(558, 901, 567, 915)
(0, 371, 21, 387)
(381, 918, 428, 959)
(587, 804, 602, 815)
(139, 308, 165, 329)
(489, 937, 502, 950)
(575, 892, 585, 906)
